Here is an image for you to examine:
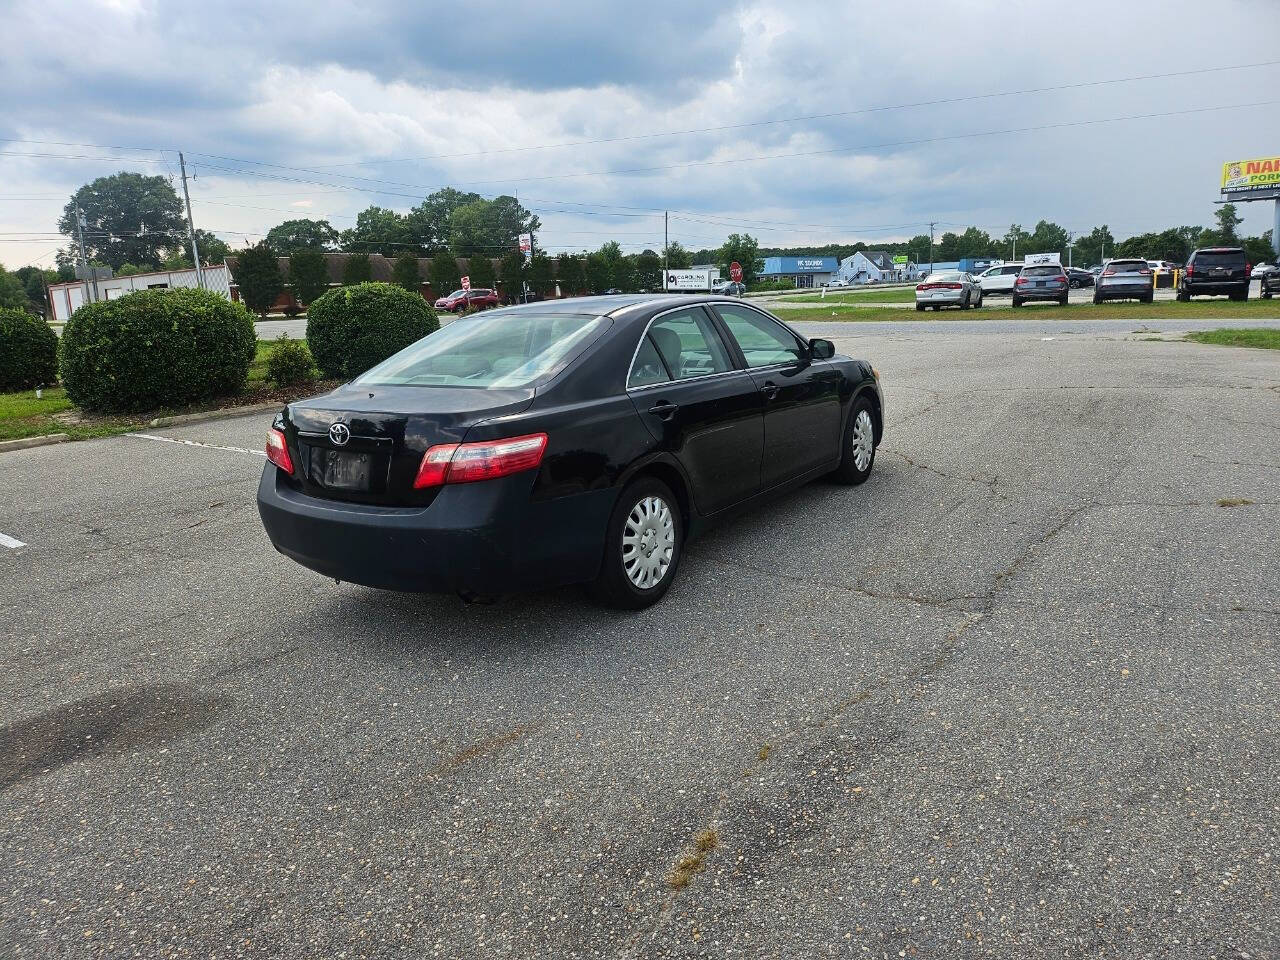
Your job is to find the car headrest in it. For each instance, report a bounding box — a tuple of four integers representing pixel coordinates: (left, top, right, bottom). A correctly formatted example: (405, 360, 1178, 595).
(650, 326, 682, 371)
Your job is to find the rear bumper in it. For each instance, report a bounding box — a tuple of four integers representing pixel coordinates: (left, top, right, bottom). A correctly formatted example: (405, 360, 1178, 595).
(1014, 286, 1067, 300)
(1096, 283, 1151, 299)
(257, 466, 615, 595)
(1183, 281, 1247, 295)
(915, 292, 965, 306)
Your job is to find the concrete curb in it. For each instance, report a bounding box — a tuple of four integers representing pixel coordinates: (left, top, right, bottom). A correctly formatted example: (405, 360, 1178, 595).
(0, 433, 70, 453)
(148, 402, 282, 429)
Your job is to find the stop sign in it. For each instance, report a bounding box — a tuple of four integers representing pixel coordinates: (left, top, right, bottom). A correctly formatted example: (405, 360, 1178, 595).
(729, 261, 743, 283)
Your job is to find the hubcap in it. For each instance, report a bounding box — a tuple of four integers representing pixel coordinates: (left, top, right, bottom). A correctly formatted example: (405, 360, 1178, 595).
(622, 496, 675, 589)
(852, 410, 874, 472)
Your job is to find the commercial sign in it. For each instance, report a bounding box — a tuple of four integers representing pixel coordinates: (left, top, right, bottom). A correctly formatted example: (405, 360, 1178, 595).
(1025, 252, 1061, 266)
(461, 275, 470, 290)
(794, 258, 827, 271)
(1221, 156, 1280, 196)
(664, 269, 714, 291)
(518, 233, 532, 261)
(891, 255, 908, 265)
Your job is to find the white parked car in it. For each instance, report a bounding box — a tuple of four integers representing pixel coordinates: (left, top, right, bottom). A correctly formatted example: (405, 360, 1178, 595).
(915, 270, 983, 311)
(977, 262, 1025, 296)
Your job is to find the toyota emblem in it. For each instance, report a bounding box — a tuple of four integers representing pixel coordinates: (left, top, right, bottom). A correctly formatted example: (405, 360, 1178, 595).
(328, 422, 351, 446)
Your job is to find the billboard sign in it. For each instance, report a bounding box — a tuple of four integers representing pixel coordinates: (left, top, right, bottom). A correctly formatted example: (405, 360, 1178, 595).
(664, 269, 714, 291)
(891, 255, 908, 265)
(1025, 252, 1061, 266)
(1221, 156, 1280, 197)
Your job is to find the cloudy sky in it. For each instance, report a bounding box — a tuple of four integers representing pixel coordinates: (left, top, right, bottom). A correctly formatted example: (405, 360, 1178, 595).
(2, 0, 1278, 269)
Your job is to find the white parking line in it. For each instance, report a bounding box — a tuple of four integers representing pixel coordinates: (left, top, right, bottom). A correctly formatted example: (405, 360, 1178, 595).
(0, 532, 27, 549)
(128, 433, 267, 458)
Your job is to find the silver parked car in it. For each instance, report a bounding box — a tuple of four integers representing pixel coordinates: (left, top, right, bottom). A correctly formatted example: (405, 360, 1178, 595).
(1093, 258, 1153, 304)
(914, 271, 983, 311)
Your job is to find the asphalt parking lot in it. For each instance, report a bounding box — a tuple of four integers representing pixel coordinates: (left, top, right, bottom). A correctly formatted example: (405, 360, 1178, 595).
(2, 321, 1278, 957)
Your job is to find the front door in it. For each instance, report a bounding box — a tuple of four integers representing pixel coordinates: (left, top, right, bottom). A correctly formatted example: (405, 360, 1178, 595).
(710, 303, 842, 488)
(627, 306, 764, 515)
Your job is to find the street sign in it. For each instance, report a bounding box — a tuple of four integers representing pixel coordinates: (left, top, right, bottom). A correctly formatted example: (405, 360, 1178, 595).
(729, 261, 743, 283)
(461, 275, 470, 291)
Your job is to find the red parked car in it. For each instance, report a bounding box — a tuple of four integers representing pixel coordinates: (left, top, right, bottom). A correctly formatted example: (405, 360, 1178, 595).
(434, 288, 499, 312)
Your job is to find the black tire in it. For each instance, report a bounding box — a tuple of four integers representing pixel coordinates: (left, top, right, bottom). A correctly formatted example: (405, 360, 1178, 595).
(832, 397, 877, 486)
(1012, 297, 1022, 308)
(1093, 293, 1103, 305)
(1230, 289, 1248, 302)
(1142, 293, 1153, 304)
(1264, 291, 1273, 300)
(974, 293, 983, 308)
(589, 476, 683, 609)
(961, 292, 971, 310)
(1177, 287, 1190, 302)
(915, 302, 925, 312)
(1058, 294, 1069, 306)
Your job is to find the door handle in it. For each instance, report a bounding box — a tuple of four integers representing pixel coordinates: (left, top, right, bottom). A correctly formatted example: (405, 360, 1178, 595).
(648, 401, 679, 420)
(760, 382, 779, 400)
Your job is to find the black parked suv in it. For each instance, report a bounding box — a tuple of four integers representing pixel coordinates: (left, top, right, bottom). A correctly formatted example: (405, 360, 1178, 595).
(1261, 266, 1280, 299)
(1177, 247, 1249, 301)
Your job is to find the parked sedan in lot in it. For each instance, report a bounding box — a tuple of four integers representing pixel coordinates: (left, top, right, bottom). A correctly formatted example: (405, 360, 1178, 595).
(1093, 258, 1153, 303)
(914, 271, 982, 310)
(1012, 264, 1069, 307)
(1066, 267, 1095, 288)
(1260, 268, 1280, 299)
(258, 295, 884, 608)
(435, 288, 499, 312)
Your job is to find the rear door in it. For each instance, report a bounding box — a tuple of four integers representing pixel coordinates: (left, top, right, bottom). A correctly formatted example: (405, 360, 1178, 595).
(627, 306, 764, 514)
(710, 302, 842, 489)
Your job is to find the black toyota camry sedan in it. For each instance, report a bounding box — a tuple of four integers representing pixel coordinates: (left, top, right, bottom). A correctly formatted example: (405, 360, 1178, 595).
(258, 295, 884, 608)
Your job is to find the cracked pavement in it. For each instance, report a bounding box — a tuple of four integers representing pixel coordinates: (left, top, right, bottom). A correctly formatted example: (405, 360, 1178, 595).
(1, 323, 1278, 958)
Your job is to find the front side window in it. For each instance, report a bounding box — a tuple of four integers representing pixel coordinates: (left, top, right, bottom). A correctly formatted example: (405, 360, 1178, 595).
(356, 311, 609, 388)
(714, 304, 806, 368)
(643, 308, 733, 382)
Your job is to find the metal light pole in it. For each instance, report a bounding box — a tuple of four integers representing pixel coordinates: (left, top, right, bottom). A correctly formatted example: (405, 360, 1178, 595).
(928, 221, 936, 273)
(178, 152, 205, 290)
(74, 204, 97, 303)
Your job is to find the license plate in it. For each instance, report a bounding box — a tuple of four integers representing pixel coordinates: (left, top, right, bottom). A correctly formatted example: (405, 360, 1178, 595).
(314, 448, 372, 491)
(1035, 281, 1045, 287)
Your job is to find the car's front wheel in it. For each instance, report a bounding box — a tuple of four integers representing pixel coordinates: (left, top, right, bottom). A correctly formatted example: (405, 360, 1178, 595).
(590, 477, 683, 609)
(832, 399, 877, 485)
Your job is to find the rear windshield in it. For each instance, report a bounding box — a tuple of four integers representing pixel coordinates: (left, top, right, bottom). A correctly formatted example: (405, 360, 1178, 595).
(355, 311, 609, 388)
(1109, 261, 1148, 273)
(925, 272, 962, 282)
(1194, 250, 1245, 267)
(1022, 266, 1064, 277)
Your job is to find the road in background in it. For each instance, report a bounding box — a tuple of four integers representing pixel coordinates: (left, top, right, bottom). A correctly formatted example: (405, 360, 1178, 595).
(2, 326, 1278, 956)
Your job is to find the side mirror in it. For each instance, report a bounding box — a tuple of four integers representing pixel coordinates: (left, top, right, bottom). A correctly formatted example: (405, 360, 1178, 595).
(809, 338, 835, 360)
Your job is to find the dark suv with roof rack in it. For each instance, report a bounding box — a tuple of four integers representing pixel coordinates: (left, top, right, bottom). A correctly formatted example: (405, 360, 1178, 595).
(1177, 247, 1249, 302)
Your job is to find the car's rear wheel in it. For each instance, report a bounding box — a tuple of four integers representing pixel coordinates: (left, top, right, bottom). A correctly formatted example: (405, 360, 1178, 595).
(1142, 292, 1153, 304)
(1058, 294, 1069, 306)
(1093, 292, 1103, 305)
(832, 399, 877, 486)
(915, 302, 925, 312)
(1012, 297, 1022, 308)
(1177, 287, 1190, 302)
(590, 477, 683, 609)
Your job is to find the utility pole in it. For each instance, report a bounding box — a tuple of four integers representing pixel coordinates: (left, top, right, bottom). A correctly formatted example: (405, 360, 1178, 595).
(663, 210, 669, 290)
(1067, 231, 1075, 269)
(928, 221, 936, 273)
(178, 152, 204, 290)
(74, 204, 97, 303)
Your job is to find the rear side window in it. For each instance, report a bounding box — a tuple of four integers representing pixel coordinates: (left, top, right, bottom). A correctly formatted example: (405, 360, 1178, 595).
(628, 336, 669, 388)
(1023, 266, 1064, 277)
(1193, 251, 1245, 268)
(1002, 265, 1022, 275)
(643, 308, 733, 382)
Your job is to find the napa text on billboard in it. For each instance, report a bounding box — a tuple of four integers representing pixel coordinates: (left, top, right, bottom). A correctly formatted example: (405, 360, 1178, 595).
(1221, 156, 1280, 196)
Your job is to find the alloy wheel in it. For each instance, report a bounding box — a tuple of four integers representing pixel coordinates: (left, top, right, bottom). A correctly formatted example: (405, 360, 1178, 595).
(852, 409, 874, 472)
(622, 495, 675, 589)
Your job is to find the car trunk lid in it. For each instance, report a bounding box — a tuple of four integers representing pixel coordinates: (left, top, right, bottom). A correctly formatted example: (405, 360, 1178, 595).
(284, 383, 535, 505)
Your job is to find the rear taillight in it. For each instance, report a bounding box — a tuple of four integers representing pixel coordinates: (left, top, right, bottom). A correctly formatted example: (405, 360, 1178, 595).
(1015, 277, 1028, 285)
(916, 283, 925, 291)
(413, 433, 548, 489)
(266, 428, 293, 474)
(1139, 269, 1151, 276)
(1103, 269, 1115, 276)
(942, 283, 962, 289)
(1184, 264, 1192, 276)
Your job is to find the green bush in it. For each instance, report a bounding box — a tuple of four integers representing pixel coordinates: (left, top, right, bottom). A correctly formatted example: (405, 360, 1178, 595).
(59, 288, 257, 412)
(306, 282, 438, 379)
(265, 334, 316, 386)
(0, 306, 59, 391)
